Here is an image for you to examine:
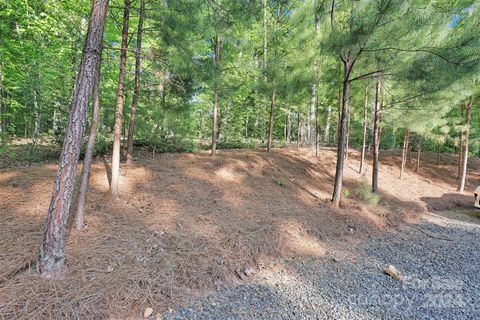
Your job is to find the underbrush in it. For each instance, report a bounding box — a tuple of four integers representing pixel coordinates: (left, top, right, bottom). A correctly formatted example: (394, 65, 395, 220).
(355, 180, 381, 206)
(212, 139, 287, 150)
(134, 138, 199, 153)
(0, 144, 61, 168)
(216, 140, 263, 149)
(0, 136, 290, 168)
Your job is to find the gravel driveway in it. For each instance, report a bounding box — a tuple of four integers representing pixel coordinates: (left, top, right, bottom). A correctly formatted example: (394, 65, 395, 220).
(162, 210, 480, 320)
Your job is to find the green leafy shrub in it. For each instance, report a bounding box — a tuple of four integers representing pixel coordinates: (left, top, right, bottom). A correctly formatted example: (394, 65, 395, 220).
(356, 180, 381, 205)
(135, 138, 199, 153)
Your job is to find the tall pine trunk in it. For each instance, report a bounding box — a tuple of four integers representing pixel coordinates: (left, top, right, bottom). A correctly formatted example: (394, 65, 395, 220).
(253, 53, 259, 139)
(211, 34, 221, 155)
(407, 143, 412, 163)
(315, 102, 319, 157)
(0, 64, 6, 147)
(39, 0, 108, 276)
(266, 87, 276, 153)
(324, 105, 331, 144)
(345, 111, 350, 161)
(296, 113, 301, 148)
(458, 96, 474, 193)
(400, 129, 409, 179)
(457, 136, 464, 179)
(309, 82, 316, 144)
(126, 0, 145, 164)
(262, 0, 268, 144)
(457, 105, 465, 179)
(332, 58, 353, 207)
(31, 87, 40, 154)
(372, 77, 381, 193)
(415, 137, 422, 172)
(75, 61, 102, 230)
(359, 84, 368, 174)
(111, 0, 130, 198)
(287, 110, 291, 143)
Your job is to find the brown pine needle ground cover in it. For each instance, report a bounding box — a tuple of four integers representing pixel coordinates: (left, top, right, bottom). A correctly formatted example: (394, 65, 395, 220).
(0, 147, 478, 319)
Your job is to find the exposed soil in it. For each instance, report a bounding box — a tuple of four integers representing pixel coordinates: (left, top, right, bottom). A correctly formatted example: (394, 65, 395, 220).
(0, 147, 478, 319)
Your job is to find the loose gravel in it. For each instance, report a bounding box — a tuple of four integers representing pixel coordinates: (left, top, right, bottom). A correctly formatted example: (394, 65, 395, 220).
(162, 210, 480, 320)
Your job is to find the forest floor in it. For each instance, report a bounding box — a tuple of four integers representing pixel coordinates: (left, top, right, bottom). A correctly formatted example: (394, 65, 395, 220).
(0, 146, 479, 319)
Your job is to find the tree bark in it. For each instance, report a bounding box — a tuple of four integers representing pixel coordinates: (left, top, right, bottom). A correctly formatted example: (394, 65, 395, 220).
(400, 129, 409, 180)
(211, 34, 221, 155)
(39, 0, 108, 276)
(345, 110, 350, 161)
(415, 137, 422, 172)
(315, 102, 319, 157)
(372, 77, 381, 194)
(296, 112, 301, 148)
(266, 87, 276, 153)
(34, 87, 40, 138)
(458, 96, 474, 193)
(75, 61, 102, 230)
(309, 82, 316, 144)
(0, 64, 6, 147)
(336, 88, 341, 142)
(111, 0, 130, 198)
(457, 135, 464, 179)
(332, 57, 353, 207)
(457, 105, 465, 179)
(359, 84, 368, 174)
(30, 87, 40, 156)
(254, 53, 259, 139)
(324, 105, 331, 144)
(287, 110, 291, 143)
(407, 143, 412, 163)
(126, 0, 145, 164)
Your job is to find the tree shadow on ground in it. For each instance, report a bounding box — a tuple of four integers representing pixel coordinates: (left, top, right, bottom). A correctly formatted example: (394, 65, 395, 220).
(163, 205, 480, 319)
(0, 147, 457, 319)
(373, 149, 480, 192)
(420, 193, 473, 212)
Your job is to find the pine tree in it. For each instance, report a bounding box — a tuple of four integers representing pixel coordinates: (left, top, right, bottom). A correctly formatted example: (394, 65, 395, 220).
(39, 0, 108, 276)
(111, 0, 130, 198)
(126, 0, 145, 164)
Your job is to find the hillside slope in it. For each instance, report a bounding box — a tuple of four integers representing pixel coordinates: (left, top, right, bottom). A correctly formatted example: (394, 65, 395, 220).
(0, 147, 477, 319)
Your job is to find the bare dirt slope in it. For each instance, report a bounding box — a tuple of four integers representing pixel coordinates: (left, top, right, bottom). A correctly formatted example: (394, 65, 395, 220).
(0, 147, 477, 319)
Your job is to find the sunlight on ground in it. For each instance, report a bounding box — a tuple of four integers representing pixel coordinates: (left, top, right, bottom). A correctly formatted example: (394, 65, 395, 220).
(278, 220, 326, 257)
(0, 171, 19, 183)
(424, 211, 480, 229)
(215, 167, 239, 181)
(1, 148, 479, 319)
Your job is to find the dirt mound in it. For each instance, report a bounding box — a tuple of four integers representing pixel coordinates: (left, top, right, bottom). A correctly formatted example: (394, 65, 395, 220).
(0, 147, 476, 319)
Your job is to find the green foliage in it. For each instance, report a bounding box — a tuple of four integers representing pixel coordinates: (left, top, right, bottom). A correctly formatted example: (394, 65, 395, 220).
(136, 138, 199, 154)
(356, 180, 381, 206)
(0, 0, 479, 164)
(216, 140, 262, 150)
(0, 144, 61, 166)
(274, 179, 286, 187)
